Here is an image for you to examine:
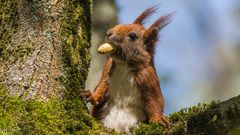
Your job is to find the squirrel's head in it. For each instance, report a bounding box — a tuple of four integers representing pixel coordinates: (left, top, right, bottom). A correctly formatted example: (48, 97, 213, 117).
(103, 6, 173, 64)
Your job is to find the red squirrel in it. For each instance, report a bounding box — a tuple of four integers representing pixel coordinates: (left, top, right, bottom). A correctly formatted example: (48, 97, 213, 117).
(81, 6, 173, 132)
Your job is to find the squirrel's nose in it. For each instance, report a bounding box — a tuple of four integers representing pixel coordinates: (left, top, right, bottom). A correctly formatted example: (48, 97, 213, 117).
(106, 29, 122, 43)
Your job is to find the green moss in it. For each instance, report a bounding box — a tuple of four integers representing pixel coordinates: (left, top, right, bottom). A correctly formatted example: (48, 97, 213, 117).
(186, 96, 240, 135)
(0, 0, 18, 61)
(168, 102, 220, 135)
(0, 0, 110, 134)
(228, 126, 240, 135)
(131, 123, 164, 135)
(0, 40, 35, 63)
(131, 95, 240, 135)
(130, 102, 219, 135)
(0, 85, 110, 134)
(60, 0, 92, 99)
(0, 0, 36, 63)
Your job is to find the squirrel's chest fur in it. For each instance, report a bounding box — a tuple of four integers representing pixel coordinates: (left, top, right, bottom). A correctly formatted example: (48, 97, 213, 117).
(102, 62, 146, 132)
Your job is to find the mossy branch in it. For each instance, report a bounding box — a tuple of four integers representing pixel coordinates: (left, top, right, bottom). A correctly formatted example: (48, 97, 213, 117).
(132, 95, 240, 135)
(1, 83, 240, 135)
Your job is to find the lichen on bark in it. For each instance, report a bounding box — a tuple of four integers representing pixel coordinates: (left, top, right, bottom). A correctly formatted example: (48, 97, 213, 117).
(1, 0, 65, 99)
(0, 0, 18, 60)
(0, 0, 92, 100)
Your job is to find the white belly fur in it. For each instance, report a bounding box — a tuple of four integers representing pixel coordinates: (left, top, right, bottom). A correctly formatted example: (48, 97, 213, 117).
(102, 62, 146, 132)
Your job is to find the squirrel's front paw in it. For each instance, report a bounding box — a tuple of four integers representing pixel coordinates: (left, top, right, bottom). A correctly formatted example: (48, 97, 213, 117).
(80, 90, 98, 105)
(150, 114, 170, 127)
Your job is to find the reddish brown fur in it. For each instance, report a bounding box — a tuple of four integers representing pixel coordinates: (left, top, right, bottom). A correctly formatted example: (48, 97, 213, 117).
(144, 13, 174, 57)
(134, 66, 167, 123)
(81, 6, 173, 127)
(91, 58, 113, 104)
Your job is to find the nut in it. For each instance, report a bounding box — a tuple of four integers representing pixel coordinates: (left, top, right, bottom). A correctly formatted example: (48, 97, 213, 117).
(97, 43, 116, 54)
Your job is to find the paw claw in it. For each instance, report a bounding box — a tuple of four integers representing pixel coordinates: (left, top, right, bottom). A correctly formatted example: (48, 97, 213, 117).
(150, 114, 171, 127)
(80, 90, 97, 105)
(160, 115, 170, 127)
(80, 90, 91, 97)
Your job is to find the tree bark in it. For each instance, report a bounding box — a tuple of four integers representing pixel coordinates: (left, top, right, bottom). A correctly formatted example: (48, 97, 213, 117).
(0, 1, 110, 134)
(0, 0, 91, 100)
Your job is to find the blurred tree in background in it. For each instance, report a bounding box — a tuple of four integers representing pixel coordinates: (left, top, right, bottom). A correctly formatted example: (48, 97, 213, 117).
(186, 1, 240, 102)
(85, 0, 118, 92)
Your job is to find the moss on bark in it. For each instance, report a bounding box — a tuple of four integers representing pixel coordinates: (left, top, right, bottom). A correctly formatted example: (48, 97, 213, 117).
(0, 0, 18, 61)
(2, 82, 239, 135)
(60, 0, 92, 99)
(0, 0, 35, 64)
(0, 0, 108, 134)
(131, 95, 240, 135)
(0, 86, 110, 134)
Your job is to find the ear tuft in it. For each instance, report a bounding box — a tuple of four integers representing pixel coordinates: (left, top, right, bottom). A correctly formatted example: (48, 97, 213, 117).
(144, 12, 175, 41)
(133, 5, 159, 25)
(148, 12, 175, 32)
(143, 12, 175, 56)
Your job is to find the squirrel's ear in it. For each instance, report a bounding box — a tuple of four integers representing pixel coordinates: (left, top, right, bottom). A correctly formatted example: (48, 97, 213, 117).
(133, 5, 158, 25)
(143, 13, 174, 54)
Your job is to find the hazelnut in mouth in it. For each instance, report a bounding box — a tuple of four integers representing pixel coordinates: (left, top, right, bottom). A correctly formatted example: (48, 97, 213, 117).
(97, 43, 116, 54)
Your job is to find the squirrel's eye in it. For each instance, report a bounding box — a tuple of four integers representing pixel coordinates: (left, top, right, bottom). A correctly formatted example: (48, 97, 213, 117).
(128, 32, 138, 41)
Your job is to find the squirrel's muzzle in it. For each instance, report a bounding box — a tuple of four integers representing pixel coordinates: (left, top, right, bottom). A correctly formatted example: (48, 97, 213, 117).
(97, 43, 116, 54)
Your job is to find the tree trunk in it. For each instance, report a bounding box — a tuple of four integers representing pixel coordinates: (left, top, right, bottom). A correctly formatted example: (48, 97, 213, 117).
(0, 0, 109, 134)
(0, 0, 91, 100)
